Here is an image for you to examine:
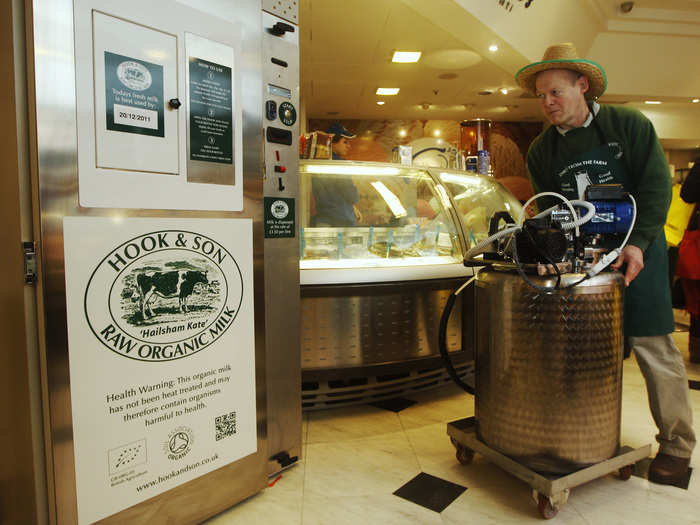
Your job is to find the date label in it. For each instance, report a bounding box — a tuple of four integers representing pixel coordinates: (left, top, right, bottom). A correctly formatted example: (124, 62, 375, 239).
(113, 104, 158, 130)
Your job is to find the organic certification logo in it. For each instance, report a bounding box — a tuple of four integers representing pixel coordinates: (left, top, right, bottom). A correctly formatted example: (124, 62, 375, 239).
(84, 230, 243, 362)
(164, 426, 194, 460)
(270, 200, 289, 220)
(117, 60, 152, 91)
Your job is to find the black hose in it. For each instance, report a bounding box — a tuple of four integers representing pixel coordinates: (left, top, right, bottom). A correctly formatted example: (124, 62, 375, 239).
(412, 146, 446, 159)
(438, 287, 475, 395)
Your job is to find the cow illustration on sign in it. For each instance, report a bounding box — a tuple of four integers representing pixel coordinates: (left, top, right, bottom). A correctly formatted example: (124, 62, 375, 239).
(137, 269, 209, 319)
(119, 258, 220, 326)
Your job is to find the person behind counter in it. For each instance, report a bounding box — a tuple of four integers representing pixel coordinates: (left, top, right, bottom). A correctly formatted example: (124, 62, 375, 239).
(516, 42, 695, 486)
(311, 123, 362, 227)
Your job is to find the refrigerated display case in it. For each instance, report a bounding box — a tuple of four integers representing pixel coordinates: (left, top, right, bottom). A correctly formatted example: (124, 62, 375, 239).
(298, 160, 522, 409)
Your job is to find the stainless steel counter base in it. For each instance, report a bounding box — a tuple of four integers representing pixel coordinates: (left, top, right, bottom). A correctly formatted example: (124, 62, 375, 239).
(300, 277, 474, 409)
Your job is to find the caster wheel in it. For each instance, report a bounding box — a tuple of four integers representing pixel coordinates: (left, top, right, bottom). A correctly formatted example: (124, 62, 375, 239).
(450, 437, 474, 465)
(619, 464, 634, 480)
(456, 446, 474, 465)
(537, 493, 559, 520)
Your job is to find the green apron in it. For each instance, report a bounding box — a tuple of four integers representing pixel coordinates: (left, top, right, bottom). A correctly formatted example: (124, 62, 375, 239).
(552, 118, 674, 337)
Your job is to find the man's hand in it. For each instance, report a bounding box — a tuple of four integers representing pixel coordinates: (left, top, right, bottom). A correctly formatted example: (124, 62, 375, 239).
(610, 245, 644, 286)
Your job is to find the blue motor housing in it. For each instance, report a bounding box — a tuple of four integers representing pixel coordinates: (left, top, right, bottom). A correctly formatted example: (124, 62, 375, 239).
(581, 200, 634, 235)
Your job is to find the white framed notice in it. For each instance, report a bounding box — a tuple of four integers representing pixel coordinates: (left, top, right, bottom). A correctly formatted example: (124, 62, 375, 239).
(73, 0, 244, 210)
(63, 217, 256, 524)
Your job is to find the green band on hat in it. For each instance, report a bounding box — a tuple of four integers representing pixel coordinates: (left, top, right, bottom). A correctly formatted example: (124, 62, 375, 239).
(515, 58, 607, 92)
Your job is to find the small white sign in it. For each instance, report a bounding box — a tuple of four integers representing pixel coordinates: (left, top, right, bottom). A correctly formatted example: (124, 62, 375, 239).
(113, 103, 159, 130)
(64, 217, 257, 524)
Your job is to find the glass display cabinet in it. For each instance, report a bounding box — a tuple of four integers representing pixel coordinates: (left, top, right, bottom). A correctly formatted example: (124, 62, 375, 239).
(298, 160, 522, 409)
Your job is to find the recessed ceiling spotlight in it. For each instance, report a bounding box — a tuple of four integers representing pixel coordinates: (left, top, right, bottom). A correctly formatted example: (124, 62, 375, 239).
(489, 45, 498, 52)
(644, 100, 661, 104)
(433, 129, 441, 137)
(376, 101, 385, 105)
(500, 88, 509, 95)
(399, 129, 407, 137)
(693, 98, 700, 103)
(376, 87, 400, 95)
(392, 51, 422, 63)
(478, 90, 493, 96)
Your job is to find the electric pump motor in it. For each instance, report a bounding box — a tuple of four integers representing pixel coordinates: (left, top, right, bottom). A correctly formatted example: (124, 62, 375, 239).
(481, 184, 634, 277)
(514, 218, 568, 264)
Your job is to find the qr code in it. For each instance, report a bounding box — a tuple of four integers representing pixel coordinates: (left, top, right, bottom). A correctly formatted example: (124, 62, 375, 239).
(215, 411, 237, 441)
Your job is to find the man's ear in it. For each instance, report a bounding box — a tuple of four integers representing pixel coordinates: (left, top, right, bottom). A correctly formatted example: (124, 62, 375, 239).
(577, 74, 590, 96)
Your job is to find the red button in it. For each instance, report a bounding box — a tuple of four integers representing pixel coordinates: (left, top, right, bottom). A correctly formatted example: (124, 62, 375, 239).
(274, 165, 286, 173)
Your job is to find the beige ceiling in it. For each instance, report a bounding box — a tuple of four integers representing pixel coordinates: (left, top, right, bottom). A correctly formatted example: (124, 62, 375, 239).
(299, 0, 700, 148)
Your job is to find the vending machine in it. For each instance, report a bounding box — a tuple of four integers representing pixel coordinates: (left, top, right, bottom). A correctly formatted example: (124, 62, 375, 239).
(1, 0, 300, 522)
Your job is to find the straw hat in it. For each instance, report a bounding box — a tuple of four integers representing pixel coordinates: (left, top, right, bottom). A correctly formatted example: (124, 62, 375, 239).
(515, 43, 607, 100)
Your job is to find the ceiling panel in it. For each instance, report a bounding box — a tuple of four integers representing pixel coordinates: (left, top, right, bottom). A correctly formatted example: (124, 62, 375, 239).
(300, 0, 700, 147)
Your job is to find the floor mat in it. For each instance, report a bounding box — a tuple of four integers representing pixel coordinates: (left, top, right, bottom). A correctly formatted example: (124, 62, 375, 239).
(393, 472, 467, 513)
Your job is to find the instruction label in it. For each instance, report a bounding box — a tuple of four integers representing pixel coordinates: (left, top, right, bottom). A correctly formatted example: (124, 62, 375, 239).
(189, 57, 233, 164)
(264, 197, 295, 238)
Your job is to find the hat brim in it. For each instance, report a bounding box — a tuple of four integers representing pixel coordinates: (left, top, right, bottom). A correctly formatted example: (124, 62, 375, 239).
(515, 58, 607, 100)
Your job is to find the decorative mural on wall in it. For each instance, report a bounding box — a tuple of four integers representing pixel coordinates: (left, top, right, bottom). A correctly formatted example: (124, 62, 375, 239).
(308, 118, 542, 201)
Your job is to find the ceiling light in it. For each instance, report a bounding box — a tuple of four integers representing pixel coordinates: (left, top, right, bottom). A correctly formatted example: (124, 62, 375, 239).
(693, 99, 700, 103)
(489, 45, 498, 52)
(433, 129, 441, 137)
(376, 101, 385, 105)
(376, 87, 400, 96)
(399, 129, 407, 137)
(644, 100, 661, 104)
(500, 88, 508, 95)
(392, 51, 421, 63)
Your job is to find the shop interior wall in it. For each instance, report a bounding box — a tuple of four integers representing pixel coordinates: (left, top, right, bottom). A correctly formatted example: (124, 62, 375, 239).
(667, 149, 700, 184)
(307, 118, 542, 202)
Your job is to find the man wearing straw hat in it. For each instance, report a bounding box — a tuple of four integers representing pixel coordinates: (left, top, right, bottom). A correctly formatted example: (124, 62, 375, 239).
(516, 43, 695, 486)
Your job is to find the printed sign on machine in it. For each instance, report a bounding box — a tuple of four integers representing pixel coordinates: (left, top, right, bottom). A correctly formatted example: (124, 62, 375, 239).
(63, 217, 257, 523)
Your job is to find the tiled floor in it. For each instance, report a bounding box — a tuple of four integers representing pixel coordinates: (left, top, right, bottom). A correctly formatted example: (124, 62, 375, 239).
(207, 329, 700, 524)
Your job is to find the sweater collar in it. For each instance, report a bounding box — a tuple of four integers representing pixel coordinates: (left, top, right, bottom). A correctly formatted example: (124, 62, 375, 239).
(556, 101, 600, 136)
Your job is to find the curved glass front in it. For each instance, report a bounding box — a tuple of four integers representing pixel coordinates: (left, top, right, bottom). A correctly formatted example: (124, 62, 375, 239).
(436, 171, 523, 248)
(299, 161, 522, 271)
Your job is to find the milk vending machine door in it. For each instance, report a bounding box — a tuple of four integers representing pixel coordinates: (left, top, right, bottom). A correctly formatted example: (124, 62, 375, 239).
(29, 0, 268, 523)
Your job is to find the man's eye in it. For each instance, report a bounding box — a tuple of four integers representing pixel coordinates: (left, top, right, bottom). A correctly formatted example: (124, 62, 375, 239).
(552, 90, 560, 96)
(536, 93, 545, 99)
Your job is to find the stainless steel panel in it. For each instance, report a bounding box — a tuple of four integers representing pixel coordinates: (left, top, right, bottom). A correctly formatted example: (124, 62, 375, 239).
(301, 282, 463, 370)
(262, 11, 301, 474)
(475, 270, 625, 473)
(29, 0, 267, 522)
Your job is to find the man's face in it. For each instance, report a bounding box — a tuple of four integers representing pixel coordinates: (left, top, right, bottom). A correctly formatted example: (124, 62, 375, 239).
(535, 69, 589, 130)
(333, 136, 351, 157)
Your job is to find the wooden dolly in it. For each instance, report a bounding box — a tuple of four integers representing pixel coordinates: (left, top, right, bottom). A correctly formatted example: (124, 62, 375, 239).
(447, 417, 651, 519)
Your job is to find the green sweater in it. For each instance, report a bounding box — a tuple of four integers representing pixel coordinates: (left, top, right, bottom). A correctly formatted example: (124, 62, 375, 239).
(527, 105, 671, 252)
